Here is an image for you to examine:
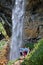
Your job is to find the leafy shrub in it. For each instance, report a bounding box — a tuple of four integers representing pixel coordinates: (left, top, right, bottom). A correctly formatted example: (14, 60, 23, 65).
(25, 43, 35, 50)
(22, 39, 43, 65)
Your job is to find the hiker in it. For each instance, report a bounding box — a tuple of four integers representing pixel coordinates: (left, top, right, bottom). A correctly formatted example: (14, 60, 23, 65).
(20, 48, 23, 56)
(20, 47, 30, 57)
(23, 47, 30, 57)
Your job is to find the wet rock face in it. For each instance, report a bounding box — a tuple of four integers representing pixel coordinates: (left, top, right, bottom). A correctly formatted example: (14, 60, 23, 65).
(23, 0, 43, 43)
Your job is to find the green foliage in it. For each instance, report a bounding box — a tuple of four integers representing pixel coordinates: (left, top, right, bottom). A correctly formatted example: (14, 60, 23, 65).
(25, 43, 35, 50)
(22, 39, 43, 65)
(0, 40, 6, 50)
(7, 60, 15, 65)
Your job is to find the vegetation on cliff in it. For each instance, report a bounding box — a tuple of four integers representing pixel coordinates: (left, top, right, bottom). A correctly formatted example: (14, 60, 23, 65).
(22, 39, 43, 65)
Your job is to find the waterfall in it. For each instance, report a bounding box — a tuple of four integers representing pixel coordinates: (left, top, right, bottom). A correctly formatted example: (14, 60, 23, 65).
(10, 0, 25, 60)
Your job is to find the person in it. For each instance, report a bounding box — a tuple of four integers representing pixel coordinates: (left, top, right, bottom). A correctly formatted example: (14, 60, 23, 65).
(20, 47, 30, 57)
(19, 48, 23, 56)
(23, 47, 30, 57)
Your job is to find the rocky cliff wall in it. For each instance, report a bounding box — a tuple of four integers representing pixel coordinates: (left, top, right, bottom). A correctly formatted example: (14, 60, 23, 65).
(0, 0, 43, 42)
(23, 0, 43, 43)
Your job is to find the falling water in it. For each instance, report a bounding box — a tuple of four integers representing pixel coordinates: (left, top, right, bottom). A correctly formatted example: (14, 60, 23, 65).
(10, 0, 25, 60)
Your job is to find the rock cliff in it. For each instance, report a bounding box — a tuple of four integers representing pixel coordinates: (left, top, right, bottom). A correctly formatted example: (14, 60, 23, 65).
(0, 0, 43, 42)
(23, 0, 43, 43)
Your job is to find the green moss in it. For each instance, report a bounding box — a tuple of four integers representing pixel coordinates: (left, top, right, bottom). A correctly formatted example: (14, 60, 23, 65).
(0, 40, 6, 50)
